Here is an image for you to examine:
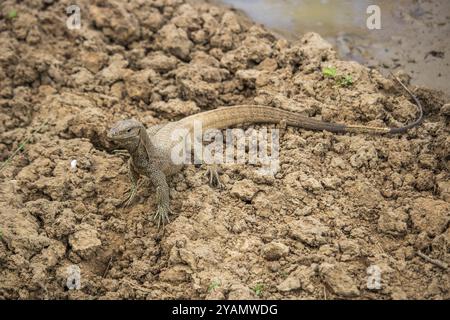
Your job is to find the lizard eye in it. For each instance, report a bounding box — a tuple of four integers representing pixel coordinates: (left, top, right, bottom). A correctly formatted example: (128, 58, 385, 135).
(127, 128, 132, 132)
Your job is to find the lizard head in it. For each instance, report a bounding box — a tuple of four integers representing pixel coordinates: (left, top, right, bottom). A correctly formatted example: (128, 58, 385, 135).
(107, 119, 143, 147)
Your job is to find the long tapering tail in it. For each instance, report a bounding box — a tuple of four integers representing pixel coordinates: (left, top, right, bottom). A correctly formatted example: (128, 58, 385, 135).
(178, 75, 423, 135)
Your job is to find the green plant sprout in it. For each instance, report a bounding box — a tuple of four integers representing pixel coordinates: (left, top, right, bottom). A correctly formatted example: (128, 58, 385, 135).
(322, 67, 354, 87)
(253, 283, 264, 297)
(322, 67, 337, 78)
(8, 9, 18, 19)
(208, 280, 221, 292)
(337, 75, 354, 87)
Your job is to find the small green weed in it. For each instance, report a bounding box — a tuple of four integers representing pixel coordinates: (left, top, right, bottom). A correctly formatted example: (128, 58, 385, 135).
(208, 280, 221, 292)
(253, 283, 264, 297)
(8, 9, 18, 19)
(322, 67, 337, 78)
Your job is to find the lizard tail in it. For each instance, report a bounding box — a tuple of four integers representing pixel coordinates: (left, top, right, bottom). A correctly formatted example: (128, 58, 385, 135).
(386, 73, 423, 134)
(179, 75, 423, 135)
(345, 73, 423, 134)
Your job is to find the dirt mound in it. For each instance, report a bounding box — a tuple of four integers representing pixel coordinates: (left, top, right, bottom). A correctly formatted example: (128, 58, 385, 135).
(0, 0, 448, 299)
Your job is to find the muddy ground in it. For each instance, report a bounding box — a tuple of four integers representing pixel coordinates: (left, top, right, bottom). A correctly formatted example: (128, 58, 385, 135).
(0, 0, 449, 300)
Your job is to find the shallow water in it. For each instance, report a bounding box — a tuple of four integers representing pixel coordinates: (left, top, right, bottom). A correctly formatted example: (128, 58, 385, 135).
(221, 0, 395, 39)
(219, 0, 450, 95)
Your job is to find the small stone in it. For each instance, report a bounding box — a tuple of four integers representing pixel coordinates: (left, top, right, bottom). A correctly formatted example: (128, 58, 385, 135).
(124, 69, 158, 102)
(71, 68, 94, 86)
(69, 228, 101, 259)
(159, 265, 190, 283)
(319, 263, 360, 298)
(138, 52, 179, 73)
(410, 198, 449, 237)
(142, 10, 164, 31)
(236, 69, 261, 88)
(158, 24, 193, 61)
(267, 261, 281, 272)
(338, 239, 361, 259)
(378, 208, 408, 236)
(349, 144, 378, 169)
(277, 277, 301, 292)
(289, 216, 329, 246)
(418, 154, 438, 169)
(299, 176, 323, 193)
(221, 12, 241, 33)
(261, 242, 289, 261)
(414, 170, 435, 191)
(231, 179, 259, 201)
(252, 193, 273, 217)
(98, 55, 129, 85)
(79, 51, 107, 74)
(70, 159, 77, 172)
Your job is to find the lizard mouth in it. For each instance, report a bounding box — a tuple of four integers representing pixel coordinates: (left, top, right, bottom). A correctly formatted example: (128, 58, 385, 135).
(107, 128, 126, 141)
(106, 131, 118, 140)
(107, 131, 135, 142)
(107, 134, 126, 141)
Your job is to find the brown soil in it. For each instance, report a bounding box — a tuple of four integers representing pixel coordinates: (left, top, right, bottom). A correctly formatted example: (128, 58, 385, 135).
(0, 0, 449, 300)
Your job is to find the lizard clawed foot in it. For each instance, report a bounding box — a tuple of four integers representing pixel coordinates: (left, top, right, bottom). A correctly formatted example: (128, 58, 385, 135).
(113, 149, 130, 158)
(120, 184, 137, 207)
(151, 186, 172, 229)
(205, 165, 225, 189)
(153, 204, 171, 229)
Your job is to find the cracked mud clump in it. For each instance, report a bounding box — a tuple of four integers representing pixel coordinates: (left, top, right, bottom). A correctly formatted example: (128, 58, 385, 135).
(0, 0, 449, 299)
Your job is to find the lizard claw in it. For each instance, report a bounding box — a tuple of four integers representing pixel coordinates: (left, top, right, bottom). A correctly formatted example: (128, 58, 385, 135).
(113, 149, 130, 158)
(120, 185, 137, 207)
(205, 166, 225, 189)
(152, 186, 172, 229)
(153, 205, 171, 229)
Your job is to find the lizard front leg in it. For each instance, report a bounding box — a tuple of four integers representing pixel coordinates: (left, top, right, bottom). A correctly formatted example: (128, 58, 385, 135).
(146, 166, 171, 229)
(121, 158, 140, 207)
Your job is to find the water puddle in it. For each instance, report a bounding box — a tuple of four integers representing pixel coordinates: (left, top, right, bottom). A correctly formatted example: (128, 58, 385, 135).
(219, 0, 450, 95)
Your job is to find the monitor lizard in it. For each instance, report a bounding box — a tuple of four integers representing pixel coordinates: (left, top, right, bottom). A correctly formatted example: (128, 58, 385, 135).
(107, 75, 423, 228)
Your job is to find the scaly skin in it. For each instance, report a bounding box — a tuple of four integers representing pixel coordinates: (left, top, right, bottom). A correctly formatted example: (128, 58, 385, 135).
(107, 76, 423, 228)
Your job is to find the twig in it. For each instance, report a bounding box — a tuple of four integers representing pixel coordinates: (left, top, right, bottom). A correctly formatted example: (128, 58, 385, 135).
(0, 120, 49, 173)
(417, 251, 448, 270)
(102, 255, 114, 278)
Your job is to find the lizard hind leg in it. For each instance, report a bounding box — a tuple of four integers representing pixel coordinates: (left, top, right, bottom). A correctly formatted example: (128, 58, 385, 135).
(205, 164, 225, 189)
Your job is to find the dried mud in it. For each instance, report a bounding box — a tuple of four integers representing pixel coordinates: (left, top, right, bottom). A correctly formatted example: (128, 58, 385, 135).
(0, 0, 449, 300)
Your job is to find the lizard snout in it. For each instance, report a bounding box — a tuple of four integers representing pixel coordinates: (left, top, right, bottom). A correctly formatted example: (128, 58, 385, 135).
(107, 128, 117, 140)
